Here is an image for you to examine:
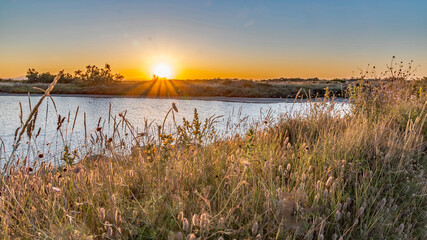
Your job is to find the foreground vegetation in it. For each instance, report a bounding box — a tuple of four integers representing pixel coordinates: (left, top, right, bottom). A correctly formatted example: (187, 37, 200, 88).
(0, 72, 426, 239)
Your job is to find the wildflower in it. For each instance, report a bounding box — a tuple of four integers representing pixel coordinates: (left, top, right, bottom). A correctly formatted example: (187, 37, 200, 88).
(357, 201, 367, 216)
(323, 189, 329, 198)
(377, 197, 386, 210)
(252, 221, 259, 235)
(343, 197, 352, 210)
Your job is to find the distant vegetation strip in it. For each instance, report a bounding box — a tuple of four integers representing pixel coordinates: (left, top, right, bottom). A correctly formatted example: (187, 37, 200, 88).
(1, 62, 425, 98)
(0, 78, 350, 98)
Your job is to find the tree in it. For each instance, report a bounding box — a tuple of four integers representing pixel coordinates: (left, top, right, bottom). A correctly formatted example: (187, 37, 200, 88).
(26, 68, 39, 83)
(78, 64, 124, 84)
(25, 64, 124, 84)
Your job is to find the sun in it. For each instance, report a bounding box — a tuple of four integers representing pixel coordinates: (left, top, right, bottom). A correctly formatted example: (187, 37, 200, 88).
(152, 63, 173, 79)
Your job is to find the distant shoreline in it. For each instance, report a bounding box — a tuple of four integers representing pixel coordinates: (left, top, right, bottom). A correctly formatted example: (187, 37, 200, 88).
(0, 92, 315, 103)
(0, 93, 351, 105)
(0, 79, 349, 100)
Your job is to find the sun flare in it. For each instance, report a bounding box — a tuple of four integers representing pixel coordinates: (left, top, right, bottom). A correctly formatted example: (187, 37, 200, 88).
(152, 63, 173, 79)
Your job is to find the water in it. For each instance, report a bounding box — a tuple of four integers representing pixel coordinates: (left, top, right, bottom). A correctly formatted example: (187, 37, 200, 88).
(0, 94, 348, 164)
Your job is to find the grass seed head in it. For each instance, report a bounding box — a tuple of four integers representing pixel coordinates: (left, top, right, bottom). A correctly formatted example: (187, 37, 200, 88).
(98, 208, 105, 221)
(200, 213, 210, 230)
(396, 223, 405, 235)
(252, 221, 259, 235)
(357, 201, 367, 216)
(187, 233, 196, 240)
(192, 214, 199, 227)
(175, 232, 183, 240)
(326, 176, 333, 187)
(335, 211, 342, 221)
(332, 234, 338, 240)
(172, 102, 178, 112)
(182, 218, 189, 232)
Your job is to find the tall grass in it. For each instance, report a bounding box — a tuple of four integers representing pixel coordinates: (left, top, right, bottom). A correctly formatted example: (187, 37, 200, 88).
(0, 74, 426, 239)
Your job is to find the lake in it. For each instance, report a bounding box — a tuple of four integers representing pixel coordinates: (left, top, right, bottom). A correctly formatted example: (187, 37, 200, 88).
(0, 94, 348, 164)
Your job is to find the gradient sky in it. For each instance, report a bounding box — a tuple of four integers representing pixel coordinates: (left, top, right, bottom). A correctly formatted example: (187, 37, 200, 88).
(1, 0, 426, 80)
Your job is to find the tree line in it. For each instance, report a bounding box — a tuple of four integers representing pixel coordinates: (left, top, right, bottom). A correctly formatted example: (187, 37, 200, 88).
(26, 64, 124, 84)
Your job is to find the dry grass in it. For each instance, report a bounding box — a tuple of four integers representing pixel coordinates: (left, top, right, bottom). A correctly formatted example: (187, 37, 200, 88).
(0, 77, 426, 239)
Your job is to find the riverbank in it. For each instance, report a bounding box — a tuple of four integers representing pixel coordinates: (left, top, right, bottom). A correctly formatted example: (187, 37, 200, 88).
(0, 78, 350, 98)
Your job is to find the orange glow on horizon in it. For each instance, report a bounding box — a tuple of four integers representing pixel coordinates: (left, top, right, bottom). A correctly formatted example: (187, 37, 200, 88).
(2, 53, 426, 80)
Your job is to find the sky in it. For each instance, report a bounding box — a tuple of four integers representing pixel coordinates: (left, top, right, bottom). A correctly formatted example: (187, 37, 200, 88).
(1, 0, 426, 80)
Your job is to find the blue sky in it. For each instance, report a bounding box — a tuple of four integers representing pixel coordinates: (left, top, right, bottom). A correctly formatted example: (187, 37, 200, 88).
(1, 0, 426, 79)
